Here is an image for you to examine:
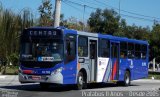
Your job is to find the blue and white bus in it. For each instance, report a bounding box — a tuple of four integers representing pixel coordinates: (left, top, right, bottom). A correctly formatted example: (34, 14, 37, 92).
(19, 27, 149, 89)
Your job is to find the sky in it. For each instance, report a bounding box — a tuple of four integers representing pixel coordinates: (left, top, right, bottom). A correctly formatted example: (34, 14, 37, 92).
(0, 0, 160, 28)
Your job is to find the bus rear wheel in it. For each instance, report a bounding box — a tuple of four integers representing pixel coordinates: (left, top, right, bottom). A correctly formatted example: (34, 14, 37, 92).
(123, 71, 131, 86)
(76, 72, 86, 90)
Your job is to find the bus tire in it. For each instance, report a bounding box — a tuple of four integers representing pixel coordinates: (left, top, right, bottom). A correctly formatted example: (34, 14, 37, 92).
(123, 71, 131, 86)
(76, 72, 86, 90)
(40, 83, 50, 89)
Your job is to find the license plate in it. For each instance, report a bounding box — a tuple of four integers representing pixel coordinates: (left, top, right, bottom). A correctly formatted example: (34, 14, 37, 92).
(32, 76, 41, 80)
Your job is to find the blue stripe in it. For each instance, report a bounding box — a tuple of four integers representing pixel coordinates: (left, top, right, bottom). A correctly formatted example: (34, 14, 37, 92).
(102, 58, 111, 82)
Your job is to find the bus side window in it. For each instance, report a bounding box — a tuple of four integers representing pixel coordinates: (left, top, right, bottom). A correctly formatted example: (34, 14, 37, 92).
(120, 42, 127, 58)
(128, 43, 135, 59)
(78, 36, 88, 57)
(65, 34, 76, 64)
(98, 39, 110, 57)
(141, 45, 147, 59)
(135, 44, 141, 59)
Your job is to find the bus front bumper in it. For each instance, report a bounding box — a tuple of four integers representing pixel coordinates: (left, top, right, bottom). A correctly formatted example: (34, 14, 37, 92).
(19, 73, 63, 84)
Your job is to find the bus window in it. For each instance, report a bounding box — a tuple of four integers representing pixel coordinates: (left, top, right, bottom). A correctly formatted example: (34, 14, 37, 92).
(65, 34, 76, 64)
(99, 39, 110, 57)
(141, 45, 147, 59)
(135, 44, 141, 59)
(78, 36, 88, 57)
(141, 52, 146, 59)
(120, 42, 127, 58)
(111, 43, 118, 58)
(135, 52, 141, 59)
(141, 45, 147, 51)
(120, 51, 127, 58)
(128, 43, 134, 51)
(128, 43, 135, 59)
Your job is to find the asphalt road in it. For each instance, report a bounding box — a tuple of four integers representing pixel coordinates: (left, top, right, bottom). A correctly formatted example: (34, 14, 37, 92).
(0, 75, 160, 97)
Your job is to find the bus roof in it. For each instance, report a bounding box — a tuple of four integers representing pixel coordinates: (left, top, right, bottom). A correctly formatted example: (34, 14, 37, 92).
(77, 30, 148, 45)
(98, 33, 148, 44)
(26, 27, 148, 45)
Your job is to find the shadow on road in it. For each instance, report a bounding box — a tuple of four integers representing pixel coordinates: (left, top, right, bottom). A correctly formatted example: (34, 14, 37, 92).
(0, 83, 139, 92)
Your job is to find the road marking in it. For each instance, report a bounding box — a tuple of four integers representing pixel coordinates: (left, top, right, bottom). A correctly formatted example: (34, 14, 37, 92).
(132, 79, 160, 83)
(0, 76, 6, 79)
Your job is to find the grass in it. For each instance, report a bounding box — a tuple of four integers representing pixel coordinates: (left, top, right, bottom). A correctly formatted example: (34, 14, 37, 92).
(5, 66, 18, 75)
(148, 72, 160, 80)
(0, 66, 18, 75)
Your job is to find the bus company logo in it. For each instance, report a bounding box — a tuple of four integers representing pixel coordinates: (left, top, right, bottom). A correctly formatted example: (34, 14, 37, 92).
(128, 59, 134, 68)
(29, 30, 57, 36)
(42, 57, 54, 61)
(142, 62, 146, 66)
(38, 57, 54, 62)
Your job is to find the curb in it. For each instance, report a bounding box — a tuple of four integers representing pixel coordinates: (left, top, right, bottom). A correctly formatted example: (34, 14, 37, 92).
(0, 75, 18, 79)
(132, 79, 160, 83)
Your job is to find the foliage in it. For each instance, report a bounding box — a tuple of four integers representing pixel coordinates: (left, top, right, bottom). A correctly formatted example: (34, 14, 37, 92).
(149, 23, 160, 62)
(61, 16, 84, 31)
(148, 72, 160, 79)
(0, 5, 34, 74)
(38, 0, 66, 27)
(38, 0, 53, 26)
(8, 53, 19, 66)
(88, 8, 120, 34)
(115, 24, 150, 40)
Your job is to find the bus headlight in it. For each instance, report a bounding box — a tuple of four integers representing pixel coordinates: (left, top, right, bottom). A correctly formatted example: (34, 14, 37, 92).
(52, 67, 63, 75)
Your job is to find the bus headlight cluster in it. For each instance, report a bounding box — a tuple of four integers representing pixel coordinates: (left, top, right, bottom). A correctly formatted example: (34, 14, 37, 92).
(52, 67, 63, 75)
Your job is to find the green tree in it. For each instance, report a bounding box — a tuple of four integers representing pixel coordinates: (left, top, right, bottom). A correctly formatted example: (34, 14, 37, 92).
(0, 6, 34, 74)
(88, 8, 120, 34)
(114, 19, 127, 37)
(38, 0, 53, 26)
(114, 19, 150, 40)
(150, 23, 160, 62)
(62, 16, 84, 30)
(38, 0, 65, 26)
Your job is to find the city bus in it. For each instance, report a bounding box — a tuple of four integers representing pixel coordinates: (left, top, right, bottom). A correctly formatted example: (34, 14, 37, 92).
(19, 27, 149, 89)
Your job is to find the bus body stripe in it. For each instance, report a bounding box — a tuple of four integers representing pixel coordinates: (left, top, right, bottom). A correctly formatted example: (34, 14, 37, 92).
(102, 58, 111, 82)
(111, 60, 117, 80)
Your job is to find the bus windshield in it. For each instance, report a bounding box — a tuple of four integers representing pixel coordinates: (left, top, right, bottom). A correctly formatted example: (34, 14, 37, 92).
(20, 39, 63, 62)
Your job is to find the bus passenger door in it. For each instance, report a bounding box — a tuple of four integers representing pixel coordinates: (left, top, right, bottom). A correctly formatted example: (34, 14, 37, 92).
(110, 42, 120, 81)
(89, 39, 97, 82)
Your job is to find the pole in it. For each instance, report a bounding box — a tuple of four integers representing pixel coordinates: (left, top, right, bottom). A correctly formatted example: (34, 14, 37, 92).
(83, 5, 86, 31)
(54, 0, 61, 27)
(153, 58, 156, 71)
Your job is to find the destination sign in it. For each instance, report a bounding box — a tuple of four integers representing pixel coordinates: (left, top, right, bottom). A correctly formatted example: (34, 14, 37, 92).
(29, 30, 57, 36)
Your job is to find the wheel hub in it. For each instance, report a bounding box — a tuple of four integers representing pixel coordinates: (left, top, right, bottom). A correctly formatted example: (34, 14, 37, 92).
(126, 75, 129, 84)
(79, 76, 83, 85)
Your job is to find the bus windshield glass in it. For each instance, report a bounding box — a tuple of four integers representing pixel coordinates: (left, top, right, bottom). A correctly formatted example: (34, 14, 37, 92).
(21, 39, 63, 62)
(20, 28, 64, 62)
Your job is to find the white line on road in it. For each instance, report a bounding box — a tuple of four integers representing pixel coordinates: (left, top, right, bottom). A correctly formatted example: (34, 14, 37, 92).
(132, 79, 160, 83)
(0, 76, 6, 79)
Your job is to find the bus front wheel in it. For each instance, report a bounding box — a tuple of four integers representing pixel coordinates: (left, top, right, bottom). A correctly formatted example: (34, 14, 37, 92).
(77, 72, 86, 90)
